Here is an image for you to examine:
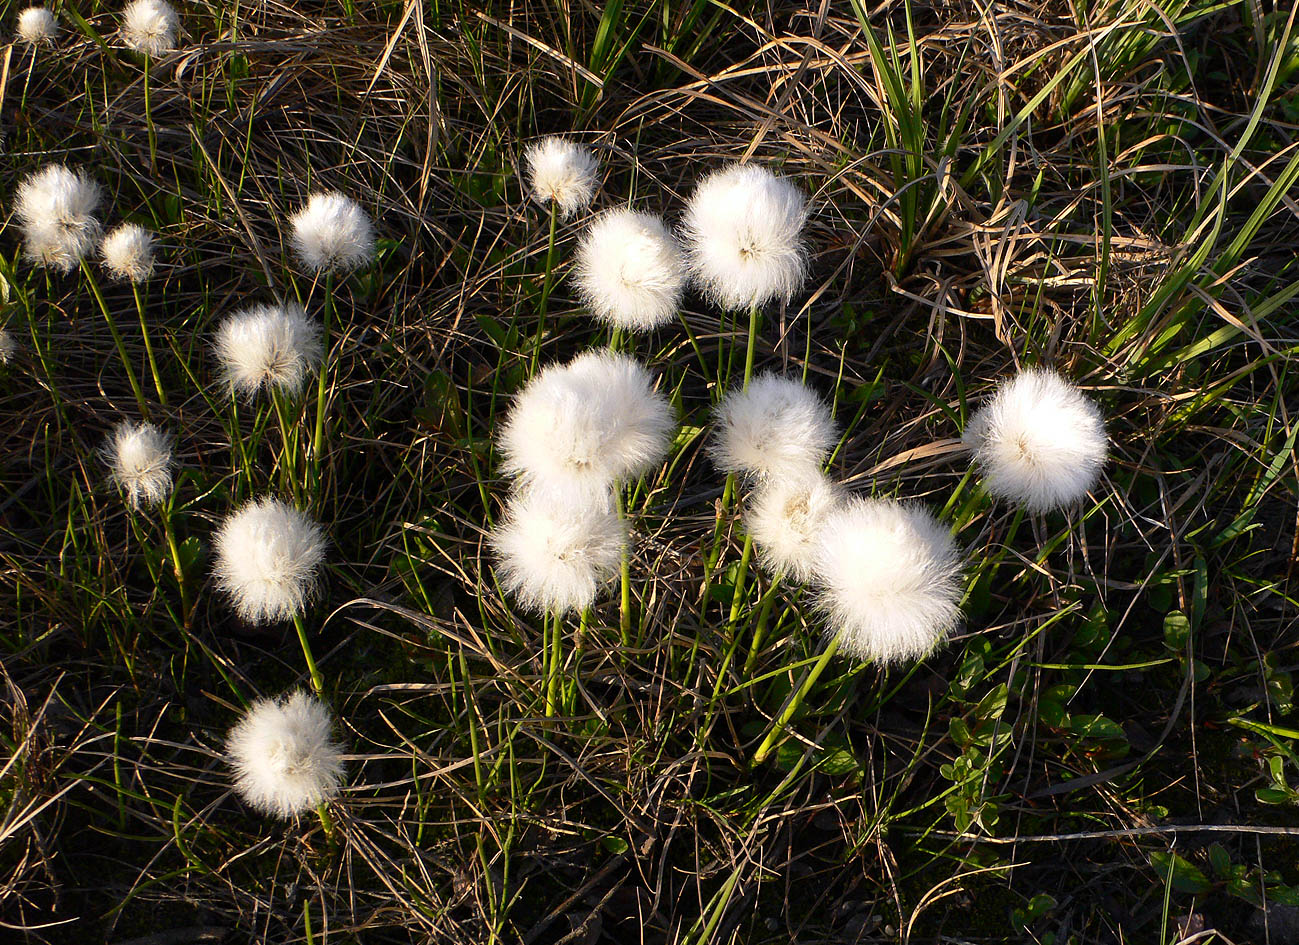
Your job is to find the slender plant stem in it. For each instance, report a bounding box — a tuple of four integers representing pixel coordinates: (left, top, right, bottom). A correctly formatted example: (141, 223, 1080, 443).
(742, 302, 760, 387)
(531, 203, 558, 375)
(752, 635, 843, 764)
(311, 271, 335, 492)
(544, 610, 562, 718)
(81, 260, 151, 419)
(315, 801, 335, 848)
(607, 324, 623, 352)
(616, 485, 633, 647)
(160, 503, 191, 629)
(132, 282, 166, 406)
(271, 389, 300, 502)
(742, 575, 783, 676)
(143, 57, 158, 173)
(725, 533, 754, 631)
(292, 611, 325, 696)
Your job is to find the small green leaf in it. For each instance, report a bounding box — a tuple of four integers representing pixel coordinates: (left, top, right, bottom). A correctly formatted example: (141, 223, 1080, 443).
(1151, 851, 1212, 894)
(601, 835, 629, 854)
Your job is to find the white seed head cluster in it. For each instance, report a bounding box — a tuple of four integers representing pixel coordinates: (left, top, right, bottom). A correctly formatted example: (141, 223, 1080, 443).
(103, 421, 174, 508)
(747, 472, 842, 583)
(17, 7, 57, 45)
(681, 163, 808, 311)
(14, 165, 102, 273)
(574, 209, 686, 332)
(963, 368, 1108, 513)
(214, 497, 327, 625)
(226, 690, 345, 819)
(498, 350, 676, 501)
(491, 489, 627, 615)
(214, 302, 322, 398)
(813, 498, 964, 665)
(523, 137, 599, 219)
(121, 0, 178, 56)
(713, 374, 837, 482)
(289, 191, 376, 274)
(100, 223, 156, 282)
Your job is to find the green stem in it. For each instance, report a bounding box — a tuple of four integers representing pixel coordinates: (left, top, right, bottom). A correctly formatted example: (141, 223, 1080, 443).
(292, 611, 325, 696)
(144, 56, 157, 174)
(311, 271, 335, 494)
(742, 302, 760, 387)
(82, 260, 150, 419)
(725, 533, 754, 632)
(132, 281, 166, 406)
(752, 635, 842, 764)
(314, 801, 335, 848)
(742, 575, 783, 676)
(544, 610, 562, 718)
(271, 388, 300, 502)
(160, 502, 191, 629)
(617, 486, 632, 647)
(531, 203, 558, 375)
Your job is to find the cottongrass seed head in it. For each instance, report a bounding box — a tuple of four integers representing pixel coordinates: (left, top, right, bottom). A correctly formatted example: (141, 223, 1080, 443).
(499, 350, 676, 500)
(17, 7, 57, 45)
(681, 163, 808, 311)
(289, 191, 376, 274)
(523, 136, 599, 219)
(226, 690, 345, 819)
(963, 368, 1108, 513)
(747, 471, 842, 583)
(574, 209, 687, 332)
(120, 0, 178, 56)
(103, 421, 173, 508)
(215, 302, 322, 398)
(813, 498, 964, 665)
(15, 164, 102, 272)
(491, 489, 627, 615)
(214, 497, 326, 625)
(713, 373, 837, 482)
(101, 223, 156, 282)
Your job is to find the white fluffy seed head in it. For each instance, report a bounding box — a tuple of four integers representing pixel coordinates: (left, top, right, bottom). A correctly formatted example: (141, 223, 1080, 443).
(103, 421, 173, 508)
(17, 7, 57, 45)
(490, 489, 627, 615)
(214, 302, 322, 398)
(747, 472, 843, 583)
(15, 165, 102, 272)
(121, 0, 177, 56)
(963, 368, 1108, 513)
(681, 163, 808, 311)
(713, 374, 837, 482)
(499, 350, 676, 501)
(574, 209, 686, 332)
(523, 137, 599, 219)
(813, 498, 964, 665)
(288, 191, 376, 274)
(226, 690, 345, 819)
(101, 223, 156, 282)
(213, 497, 326, 625)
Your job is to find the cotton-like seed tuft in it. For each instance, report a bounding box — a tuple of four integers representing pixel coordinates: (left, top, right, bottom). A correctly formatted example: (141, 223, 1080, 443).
(812, 498, 964, 665)
(491, 489, 627, 615)
(963, 368, 1108, 513)
(574, 209, 686, 332)
(681, 163, 808, 311)
(104, 421, 174, 508)
(226, 690, 345, 819)
(746, 472, 842, 583)
(523, 137, 599, 219)
(213, 497, 327, 625)
(121, 0, 178, 56)
(17, 7, 57, 45)
(14, 165, 102, 272)
(101, 223, 156, 282)
(713, 374, 837, 482)
(288, 191, 376, 274)
(214, 303, 322, 398)
(498, 350, 676, 500)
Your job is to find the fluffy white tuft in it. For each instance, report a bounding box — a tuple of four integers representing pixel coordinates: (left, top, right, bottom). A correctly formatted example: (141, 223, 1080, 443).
(747, 471, 842, 583)
(491, 489, 627, 615)
(213, 497, 327, 625)
(713, 374, 837, 482)
(498, 350, 676, 500)
(574, 209, 686, 332)
(120, 0, 177, 56)
(14, 165, 102, 272)
(523, 137, 599, 219)
(288, 191, 376, 274)
(226, 690, 345, 819)
(812, 498, 964, 665)
(0, 329, 14, 364)
(680, 163, 808, 311)
(214, 302, 322, 398)
(101, 223, 156, 282)
(103, 421, 173, 508)
(963, 368, 1108, 513)
(17, 7, 57, 45)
